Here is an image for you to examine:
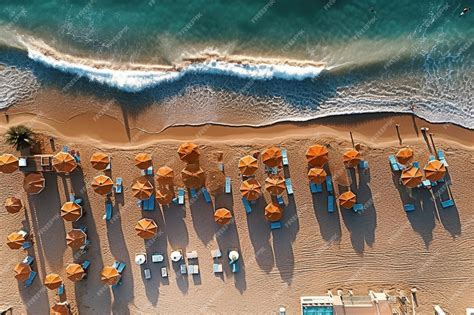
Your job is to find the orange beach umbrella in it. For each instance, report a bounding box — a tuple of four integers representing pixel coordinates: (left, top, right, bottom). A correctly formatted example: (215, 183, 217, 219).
(0, 153, 18, 173)
(52, 152, 77, 173)
(264, 175, 286, 196)
(65, 263, 85, 282)
(240, 178, 261, 201)
(134, 153, 152, 170)
(50, 302, 70, 315)
(424, 160, 446, 182)
(101, 266, 120, 285)
(90, 152, 110, 170)
(214, 208, 232, 225)
(343, 149, 361, 168)
(262, 146, 282, 168)
(23, 172, 45, 194)
(132, 177, 154, 200)
(396, 147, 414, 165)
(66, 229, 87, 250)
(401, 166, 423, 188)
(7, 231, 26, 249)
(44, 273, 63, 290)
(91, 175, 113, 195)
(177, 142, 200, 163)
(206, 170, 226, 195)
(156, 166, 174, 186)
(265, 203, 283, 222)
(238, 155, 258, 176)
(338, 191, 357, 209)
(306, 145, 329, 167)
(5, 196, 23, 214)
(155, 188, 174, 205)
(308, 167, 327, 184)
(61, 202, 83, 222)
(181, 164, 205, 189)
(135, 218, 158, 239)
(14, 262, 32, 281)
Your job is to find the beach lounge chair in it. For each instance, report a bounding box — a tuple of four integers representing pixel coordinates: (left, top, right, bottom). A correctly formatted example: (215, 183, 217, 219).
(277, 195, 285, 205)
(190, 188, 198, 198)
(142, 195, 155, 211)
(104, 201, 112, 221)
(141, 166, 153, 176)
(422, 180, 432, 188)
(202, 187, 212, 203)
(114, 177, 123, 194)
(242, 197, 252, 214)
(413, 161, 419, 168)
(23, 255, 34, 265)
(113, 261, 126, 274)
(353, 203, 363, 213)
(326, 176, 333, 193)
(327, 195, 334, 213)
(404, 204, 415, 212)
(230, 262, 239, 273)
(188, 265, 199, 275)
(388, 155, 400, 171)
(144, 268, 151, 280)
(310, 182, 317, 194)
(57, 284, 65, 295)
(161, 267, 168, 278)
(180, 264, 187, 275)
(359, 160, 369, 169)
(213, 263, 223, 273)
(429, 155, 436, 161)
(211, 249, 222, 259)
(82, 260, 91, 270)
(285, 178, 294, 195)
(74, 153, 81, 163)
(186, 251, 198, 259)
(105, 158, 112, 171)
(178, 188, 185, 205)
(24, 271, 37, 288)
(218, 162, 224, 172)
(62, 145, 69, 153)
(270, 221, 282, 230)
(152, 253, 164, 263)
(441, 199, 454, 209)
(282, 149, 289, 166)
(437, 149, 449, 166)
(22, 241, 32, 249)
(225, 177, 231, 194)
(112, 279, 122, 289)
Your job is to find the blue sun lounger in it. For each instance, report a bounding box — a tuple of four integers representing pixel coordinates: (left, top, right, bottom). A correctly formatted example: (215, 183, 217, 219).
(429, 155, 436, 161)
(190, 188, 198, 198)
(113, 261, 126, 274)
(422, 180, 432, 188)
(114, 177, 122, 194)
(58, 284, 65, 295)
(24, 271, 37, 288)
(178, 188, 185, 205)
(353, 203, 363, 213)
(388, 155, 400, 171)
(225, 177, 231, 194)
(230, 261, 239, 273)
(218, 162, 224, 172)
(142, 195, 155, 211)
(277, 195, 284, 205)
(285, 178, 294, 195)
(326, 176, 333, 193)
(82, 260, 91, 270)
(62, 145, 68, 153)
(310, 182, 323, 193)
(413, 161, 419, 168)
(327, 195, 334, 213)
(105, 201, 112, 221)
(359, 160, 369, 169)
(141, 166, 153, 176)
(437, 149, 448, 166)
(242, 197, 252, 214)
(22, 241, 32, 249)
(281, 149, 289, 166)
(404, 204, 415, 212)
(202, 187, 212, 203)
(270, 221, 282, 230)
(23, 255, 34, 265)
(441, 199, 454, 208)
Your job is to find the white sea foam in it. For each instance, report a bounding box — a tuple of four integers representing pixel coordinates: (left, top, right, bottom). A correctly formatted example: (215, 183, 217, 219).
(26, 48, 325, 92)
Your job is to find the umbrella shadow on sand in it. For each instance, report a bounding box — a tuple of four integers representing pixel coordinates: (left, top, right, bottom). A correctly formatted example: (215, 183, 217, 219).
(391, 171, 436, 249)
(311, 165, 342, 244)
(432, 181, 461, 239)
(68, 169, 112, 314)
(189, 190, 215, 245)
(339, 167, 377, 255)
(214, 192, 247, 293)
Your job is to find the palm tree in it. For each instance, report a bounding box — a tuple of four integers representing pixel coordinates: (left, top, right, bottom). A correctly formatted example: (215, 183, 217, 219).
(4, 125, 35, 152)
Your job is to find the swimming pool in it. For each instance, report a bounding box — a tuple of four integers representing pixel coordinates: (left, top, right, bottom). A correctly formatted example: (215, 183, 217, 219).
(302, 305, 334, 315)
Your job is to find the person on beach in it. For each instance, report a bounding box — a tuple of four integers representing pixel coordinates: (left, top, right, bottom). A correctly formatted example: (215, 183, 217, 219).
(460, 7, 470, 16)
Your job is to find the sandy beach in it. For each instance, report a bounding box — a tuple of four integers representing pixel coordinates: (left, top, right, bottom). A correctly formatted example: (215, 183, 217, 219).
(0, 94, 472, 314)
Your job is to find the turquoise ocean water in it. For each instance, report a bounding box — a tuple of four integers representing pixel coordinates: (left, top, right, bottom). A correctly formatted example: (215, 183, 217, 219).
(0, 0, 472, 127)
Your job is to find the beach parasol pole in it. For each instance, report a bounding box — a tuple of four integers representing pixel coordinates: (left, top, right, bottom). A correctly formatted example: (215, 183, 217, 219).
(395, 124, 402, 145)
(429, 133, 437, 154)
(349, 131, 355, 148)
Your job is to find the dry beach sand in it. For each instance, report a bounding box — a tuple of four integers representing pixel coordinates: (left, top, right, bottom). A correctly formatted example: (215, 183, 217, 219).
(0, 93, 472, 314)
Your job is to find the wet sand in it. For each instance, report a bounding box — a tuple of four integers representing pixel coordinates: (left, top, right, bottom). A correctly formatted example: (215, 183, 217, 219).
(0, 97, 473, 314)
